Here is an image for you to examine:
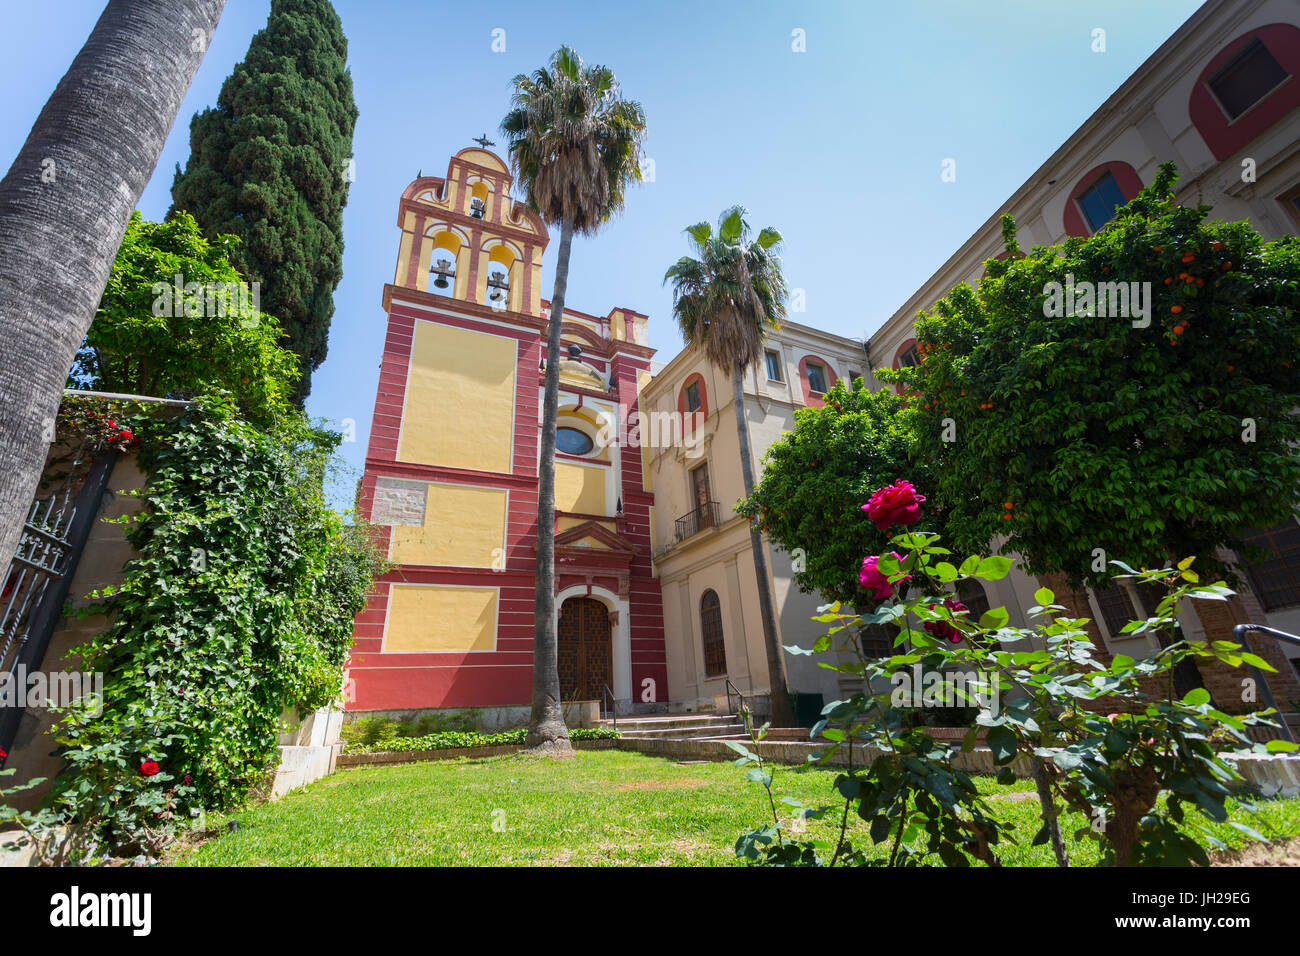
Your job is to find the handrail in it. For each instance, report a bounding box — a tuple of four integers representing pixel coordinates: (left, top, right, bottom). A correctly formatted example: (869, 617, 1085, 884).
(1232, 624, 1299, 744)
(725, 678, 747, 719)
(674, 501, 719, 541)
(601, 683, 616, 730)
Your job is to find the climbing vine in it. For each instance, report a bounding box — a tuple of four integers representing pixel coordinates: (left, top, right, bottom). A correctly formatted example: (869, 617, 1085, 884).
(45, 394, 384, 856)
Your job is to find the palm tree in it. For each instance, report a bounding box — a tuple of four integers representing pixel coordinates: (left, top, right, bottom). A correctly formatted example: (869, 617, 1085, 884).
(500, 46, 646, 753)
(0, 0, 226, 575)
(664, 207, 796, 727)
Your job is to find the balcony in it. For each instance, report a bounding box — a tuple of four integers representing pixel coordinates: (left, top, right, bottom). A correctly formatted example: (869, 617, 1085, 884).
(674, 501, 719, 541)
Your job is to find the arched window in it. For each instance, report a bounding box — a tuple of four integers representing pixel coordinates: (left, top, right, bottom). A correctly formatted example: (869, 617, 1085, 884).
(700, 590, 727, 677)
(678, 373, 709, 434)
(860, 622, 898, 658)
(1190, 25, 1300, 161)
(1240, 520, 1300, 611)
(1094, 581, 1138, 640)
(1063, 162, 1143, 237)
(797, 355, 837, 407)
(957, 579, 991, 622)
(891, 339, 921, 396)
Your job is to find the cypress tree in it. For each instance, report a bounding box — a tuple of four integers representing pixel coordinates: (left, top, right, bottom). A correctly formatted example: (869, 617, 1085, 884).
(170, 0, 357, 401)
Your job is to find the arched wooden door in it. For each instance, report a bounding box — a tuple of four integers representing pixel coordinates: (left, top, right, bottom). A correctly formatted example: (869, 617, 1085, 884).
(558, 597, 612, 701)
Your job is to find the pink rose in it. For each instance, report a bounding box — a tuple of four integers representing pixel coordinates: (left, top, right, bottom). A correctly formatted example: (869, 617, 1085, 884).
(923, 597, 969, 644)
(860, 552, 910, 600)
(862, 480, 926, 533)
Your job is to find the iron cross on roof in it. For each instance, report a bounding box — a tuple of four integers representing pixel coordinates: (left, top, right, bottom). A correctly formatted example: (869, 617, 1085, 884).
(472, 134, 495, 149)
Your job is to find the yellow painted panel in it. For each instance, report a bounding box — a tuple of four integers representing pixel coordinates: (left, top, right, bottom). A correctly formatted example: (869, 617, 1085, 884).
(556, 461, 607, 515)
(398, 321, 516, 472)
(391, 483, 506, 567)
(395, 231, 414, 286)
(570, 536, 609, 550)
(385, 585, 498, 652)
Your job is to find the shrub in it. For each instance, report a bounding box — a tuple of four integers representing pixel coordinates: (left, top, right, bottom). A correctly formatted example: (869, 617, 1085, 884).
(345, 726, 621, 755)
(44, 394, 385, 858)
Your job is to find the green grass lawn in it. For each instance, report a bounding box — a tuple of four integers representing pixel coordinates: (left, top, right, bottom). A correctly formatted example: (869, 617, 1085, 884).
(169, 749, 1300, 866)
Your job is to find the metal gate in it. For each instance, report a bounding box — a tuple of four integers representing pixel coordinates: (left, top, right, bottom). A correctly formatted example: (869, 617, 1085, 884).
(0, 453, 116, 759)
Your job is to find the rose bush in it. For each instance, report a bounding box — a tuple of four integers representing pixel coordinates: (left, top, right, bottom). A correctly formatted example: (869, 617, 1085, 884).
(734, 481, 1297, 867)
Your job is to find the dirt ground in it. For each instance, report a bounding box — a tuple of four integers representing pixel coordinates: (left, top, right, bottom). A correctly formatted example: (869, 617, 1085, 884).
(1211, 834, 1300, 866)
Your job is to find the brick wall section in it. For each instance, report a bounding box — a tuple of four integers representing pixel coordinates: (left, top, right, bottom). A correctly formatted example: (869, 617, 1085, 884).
(1193, 585, 1300, 711)
(1036, 572, 1300, 715)
(1037, 572, 1164, 715)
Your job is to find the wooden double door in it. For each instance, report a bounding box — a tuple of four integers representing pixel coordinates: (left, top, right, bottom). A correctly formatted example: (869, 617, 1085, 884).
(558, 597, 612, 701)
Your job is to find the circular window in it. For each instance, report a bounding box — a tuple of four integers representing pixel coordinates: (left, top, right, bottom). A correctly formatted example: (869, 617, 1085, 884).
(557, 426, 594, 456)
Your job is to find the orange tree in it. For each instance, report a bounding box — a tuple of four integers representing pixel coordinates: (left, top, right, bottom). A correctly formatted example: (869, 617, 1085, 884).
(737, 380, 957, 606)
(893, 162, 1300, 589)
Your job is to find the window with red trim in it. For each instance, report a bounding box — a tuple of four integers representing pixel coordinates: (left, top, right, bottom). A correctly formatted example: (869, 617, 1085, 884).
(1190, 25, 1300, 161)
(1063, 162, 1143, 238)
(891, 339, 920, 396)
(678, 373, 708, 432)
(797, 355, 837, 407)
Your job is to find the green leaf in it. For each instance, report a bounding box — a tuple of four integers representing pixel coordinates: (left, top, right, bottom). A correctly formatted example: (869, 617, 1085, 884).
(1239, 652, 1277, 672)
(1033, 587, 1054, 606)
(718, 207, 745, 243)
(975, 556, 1013, 581)
(986, 725, 1017, 764)
(1182, 687, 1211, 707)
(978, 606, 1010, 629)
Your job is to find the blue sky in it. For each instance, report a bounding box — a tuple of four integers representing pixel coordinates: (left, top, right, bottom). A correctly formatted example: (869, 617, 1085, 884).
(0, 0, 1205, 506)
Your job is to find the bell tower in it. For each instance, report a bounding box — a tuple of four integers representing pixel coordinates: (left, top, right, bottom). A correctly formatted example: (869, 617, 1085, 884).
(346, 145, 667, 719)
(390, 147, 548, 316)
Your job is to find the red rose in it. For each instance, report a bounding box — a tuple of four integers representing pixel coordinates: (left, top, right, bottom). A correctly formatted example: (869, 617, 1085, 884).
(0, 747, 7, 761)
(139, 759, 160, 777)
(860, 552, 910, 600)
(862, 480, 926, 533)
(923, 597, 969, 644)
(118, 429, 132, 442)
(183, 774, 193, 785)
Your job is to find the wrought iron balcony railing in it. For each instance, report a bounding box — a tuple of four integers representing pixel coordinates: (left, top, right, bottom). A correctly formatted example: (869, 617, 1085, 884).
(674, 501, 719, 541)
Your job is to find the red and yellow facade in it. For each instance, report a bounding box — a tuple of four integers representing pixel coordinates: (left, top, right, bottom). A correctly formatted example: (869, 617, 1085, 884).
(347, 147, 666, 712)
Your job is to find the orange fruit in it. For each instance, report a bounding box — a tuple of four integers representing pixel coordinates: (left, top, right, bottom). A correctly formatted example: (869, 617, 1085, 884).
(1212, 241, 1223, 251)
(1227, 365, 1235, 372)
(1171, 305, 1183, 314)
(1174, 325, 1185, 334)
(1164, 277, 1173, 285)
(1223, 262, 1232, 270)
(1004, 502, 1013, 510)
(1182, 252, 1195, 263)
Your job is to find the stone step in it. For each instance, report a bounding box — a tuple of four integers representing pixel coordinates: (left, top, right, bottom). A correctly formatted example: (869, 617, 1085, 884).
(596, 714, 744, 733)
(612, 723, 747, 740)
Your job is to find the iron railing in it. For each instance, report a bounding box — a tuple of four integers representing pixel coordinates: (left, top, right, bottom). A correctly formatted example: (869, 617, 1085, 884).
(674, 501, 719, 541)
(601, 683, 617, 730)
(1232, 623, 1300, 744)
(725, 678, 748, 720)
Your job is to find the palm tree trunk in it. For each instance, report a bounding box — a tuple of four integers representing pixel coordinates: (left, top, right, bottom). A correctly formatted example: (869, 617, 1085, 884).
(0, 0, 225, 575)
(731, 366, 795, 727)
(526, 217, 575, 753)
